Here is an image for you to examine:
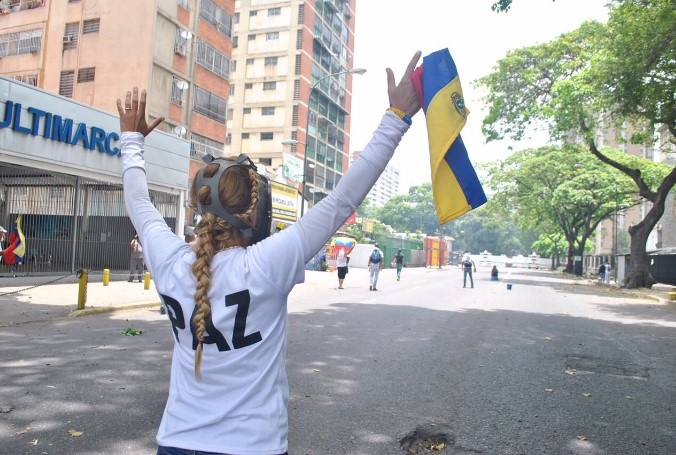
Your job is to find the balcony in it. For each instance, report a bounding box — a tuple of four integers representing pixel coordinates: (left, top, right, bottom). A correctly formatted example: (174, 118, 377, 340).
(0, 0, 45, 14)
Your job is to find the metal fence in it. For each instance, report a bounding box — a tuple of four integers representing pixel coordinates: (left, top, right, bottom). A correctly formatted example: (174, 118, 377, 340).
(0, 164, 178, 277)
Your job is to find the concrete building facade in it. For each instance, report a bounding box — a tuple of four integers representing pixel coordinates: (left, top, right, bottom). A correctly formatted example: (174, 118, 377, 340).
(226, 0, 357, 212)
(0, 0, 235, 183)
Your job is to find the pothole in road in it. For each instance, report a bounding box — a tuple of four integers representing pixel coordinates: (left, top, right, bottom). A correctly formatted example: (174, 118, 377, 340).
(399, 424, 482, 454)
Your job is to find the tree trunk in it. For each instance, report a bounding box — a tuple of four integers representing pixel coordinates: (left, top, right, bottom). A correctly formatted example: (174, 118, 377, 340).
(624, 222, 656, 289)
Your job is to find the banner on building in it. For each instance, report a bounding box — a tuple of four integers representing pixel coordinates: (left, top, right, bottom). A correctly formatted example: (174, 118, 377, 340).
(282, 153, 303, 182)
(271, 181, 298, 222)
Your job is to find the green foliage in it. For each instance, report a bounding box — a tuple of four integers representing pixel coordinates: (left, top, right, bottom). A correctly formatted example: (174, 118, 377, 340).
(120, 327, 144, 336)
(484, 144, 635, 263)
(477, 0, 676, 283)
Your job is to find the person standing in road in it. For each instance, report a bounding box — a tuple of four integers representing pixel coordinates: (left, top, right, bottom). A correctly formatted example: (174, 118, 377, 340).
(128, 234, 144, 282)
(393, 249, 405, 281)
(598, 262, 606, 283)
(491, 265, 499, 281)
(462, 255, 477, 288)
(336, 248, 349, 289)
(118, 50, 422, 455)
(368, 243, 384, 291)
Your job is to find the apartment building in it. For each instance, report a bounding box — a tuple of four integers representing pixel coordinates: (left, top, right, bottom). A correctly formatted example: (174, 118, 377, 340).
(351, 149, 401, 207)
(0, 0, 235, 180)
(0, 0, 234, 274)
(226, 0, 357, 212)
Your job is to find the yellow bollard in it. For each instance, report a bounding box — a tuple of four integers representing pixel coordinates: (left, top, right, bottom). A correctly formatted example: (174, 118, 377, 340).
(144, 271, 151, 290)
(103, 268, 110, 286)
(77, 268, 88, 310)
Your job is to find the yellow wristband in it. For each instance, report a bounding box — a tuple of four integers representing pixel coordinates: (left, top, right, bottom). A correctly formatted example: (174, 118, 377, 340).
(387, 107, 412, 126)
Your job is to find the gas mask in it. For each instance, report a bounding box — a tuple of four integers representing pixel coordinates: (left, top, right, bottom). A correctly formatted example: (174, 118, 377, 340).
(194, 154, 272, 245)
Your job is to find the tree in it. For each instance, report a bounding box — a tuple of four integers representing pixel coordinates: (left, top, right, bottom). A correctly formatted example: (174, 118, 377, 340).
(378, 183, 438, 234)
(485, 145, 637, 275)
(491, 0, 556, 13)
(477, 0, 676, 287)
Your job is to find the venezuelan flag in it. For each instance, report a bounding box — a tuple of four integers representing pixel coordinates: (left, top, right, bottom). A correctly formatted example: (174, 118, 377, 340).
(2, 214, 26, 265)
(411, 48, 487, 224)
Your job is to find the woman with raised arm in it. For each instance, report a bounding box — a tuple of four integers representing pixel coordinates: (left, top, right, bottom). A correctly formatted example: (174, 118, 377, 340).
(118, 51, 422, 455)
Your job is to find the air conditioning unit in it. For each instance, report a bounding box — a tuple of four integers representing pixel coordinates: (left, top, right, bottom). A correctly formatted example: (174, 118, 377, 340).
(63, 35, 74, 43)
(174, 43, 187, 56)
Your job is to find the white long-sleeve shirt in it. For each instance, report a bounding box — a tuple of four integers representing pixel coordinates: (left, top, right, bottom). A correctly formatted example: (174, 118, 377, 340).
(121, 111, 408, 454)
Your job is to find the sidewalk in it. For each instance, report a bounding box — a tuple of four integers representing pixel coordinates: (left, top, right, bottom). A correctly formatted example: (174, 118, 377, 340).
(0, 274, 161, 326)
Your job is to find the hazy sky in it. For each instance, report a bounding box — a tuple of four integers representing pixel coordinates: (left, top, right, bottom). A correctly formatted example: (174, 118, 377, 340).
(349, 0, 609, 192)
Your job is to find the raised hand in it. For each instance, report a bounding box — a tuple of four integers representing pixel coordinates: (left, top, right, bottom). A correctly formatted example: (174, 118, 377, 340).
(386, 51, 422, 118)
(116, 87, 165, 136)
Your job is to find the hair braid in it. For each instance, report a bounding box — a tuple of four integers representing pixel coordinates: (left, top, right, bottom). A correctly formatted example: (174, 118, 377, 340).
(188, 161, 260, 379)
(233, 168, 259, 225)
(191, 214, 215, 379)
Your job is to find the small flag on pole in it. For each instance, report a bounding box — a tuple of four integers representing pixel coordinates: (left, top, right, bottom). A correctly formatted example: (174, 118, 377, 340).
(411, 48, 487, 224)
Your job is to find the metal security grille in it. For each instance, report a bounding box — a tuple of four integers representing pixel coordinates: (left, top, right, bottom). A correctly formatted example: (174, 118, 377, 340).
(0, 164, 179, 277)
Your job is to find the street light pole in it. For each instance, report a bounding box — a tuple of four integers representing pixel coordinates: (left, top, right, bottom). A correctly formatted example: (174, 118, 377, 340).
(282, 67, 366, 218)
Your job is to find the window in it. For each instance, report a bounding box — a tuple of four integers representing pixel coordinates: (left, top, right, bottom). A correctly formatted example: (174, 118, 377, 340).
(295, 55, 301, 75)
(191, 133, 224, 159)
(293, 80, 300, 99)
(243, 107, 251, 114)
(193, 86, 226, 123)
(199, 0, 233, 38)
(63, 23, 79, 50)
(226, 109, 233, 121)
(77, 67, 95, 83)
(13, 74, 38, 86)
(263, 81, 276, 90)
(245, 83, 253, 89)
(231, 60, 237, 72)
(261, 132, 274, 141)
(268, 7, 281, 16)
(232, 36, 238, 48)
(171, 76, 185, 105)
(234, 12, 239, 24)
(298, 4, 304, 23)
(83, 19, 100, 34)
(225, 133, 232, 145)
(196, 40, 230, 80)
(242, 133, 250, 139)
(229, 85, 235, 96)
(296, 29, 303, 50)
(248, 34, 256, 40)
(246, 58, 254, 65)
(178, 0, 189, 10)
(250, 10, 258, 16)
(266, 32, 279, 41)
(264, 56, 278, 66)
(261, 107, 275, 116)
(0, 28, 43, 57)
(59, 71, 75, 97)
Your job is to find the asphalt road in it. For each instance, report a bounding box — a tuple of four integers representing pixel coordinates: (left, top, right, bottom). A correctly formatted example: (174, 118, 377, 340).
(1, 267, 675, 455)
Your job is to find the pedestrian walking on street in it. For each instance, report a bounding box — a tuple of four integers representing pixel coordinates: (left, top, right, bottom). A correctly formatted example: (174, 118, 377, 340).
(393, 249, 405, 281)
(128, 234, 144, 282)
(368, 243, 384, 291)
(336, 249, 349, 289)
(117, 50, 422, 455)
(462, 255, 477, 288)
(604, 262, 612, 284)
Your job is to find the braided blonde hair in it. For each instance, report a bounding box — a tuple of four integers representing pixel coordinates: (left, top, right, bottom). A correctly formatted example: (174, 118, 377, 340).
(189, 161, 260, 379)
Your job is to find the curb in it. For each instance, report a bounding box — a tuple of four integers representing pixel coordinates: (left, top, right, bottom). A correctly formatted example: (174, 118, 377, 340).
(68, 301, 161, 317)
